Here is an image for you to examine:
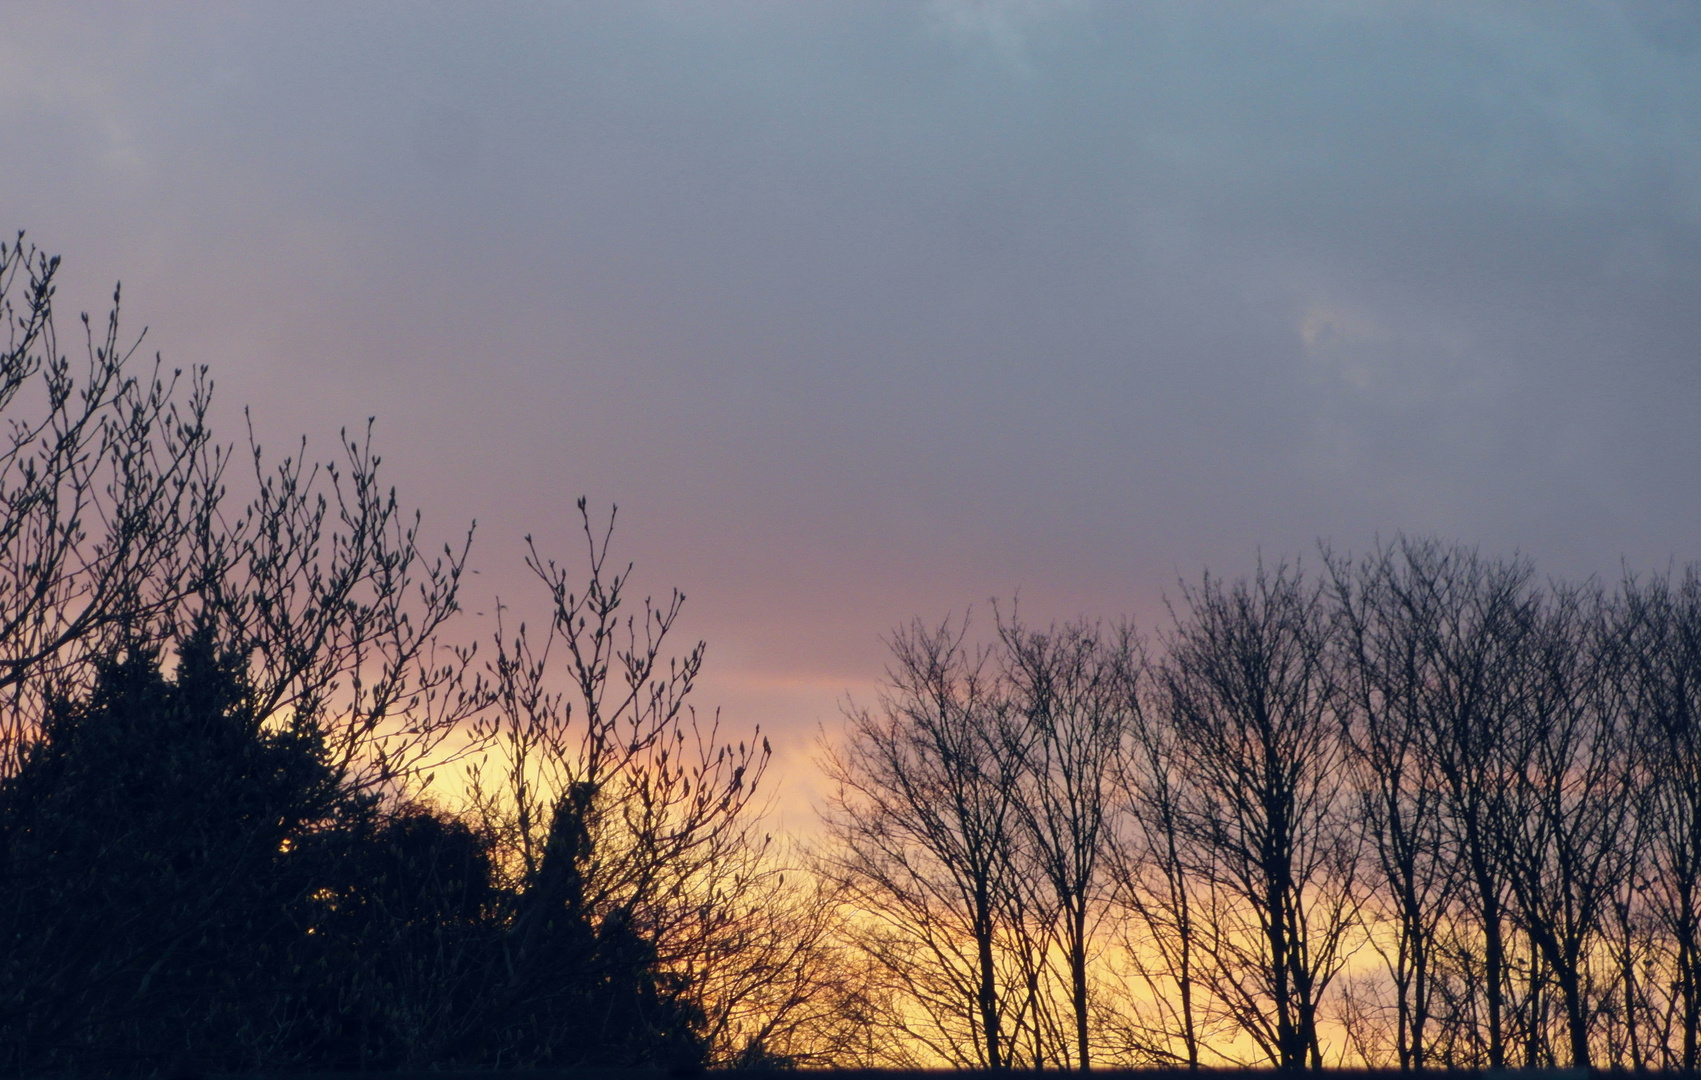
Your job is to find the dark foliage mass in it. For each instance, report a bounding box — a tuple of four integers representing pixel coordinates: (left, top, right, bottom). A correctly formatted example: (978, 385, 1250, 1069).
(0, 630, 699, 1072)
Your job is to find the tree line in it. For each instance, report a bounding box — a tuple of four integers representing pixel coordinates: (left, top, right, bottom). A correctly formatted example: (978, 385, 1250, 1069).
(821, 546, 1701, 1072)
(7, 235, 1701, 1075)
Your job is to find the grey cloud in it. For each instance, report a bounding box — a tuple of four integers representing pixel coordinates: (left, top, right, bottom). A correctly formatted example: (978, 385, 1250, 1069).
(1, 1, 1698, 746)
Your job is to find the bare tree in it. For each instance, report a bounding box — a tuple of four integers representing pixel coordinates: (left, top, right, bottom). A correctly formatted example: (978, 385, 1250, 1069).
(1328, 539, 1463, 1069)
(464, 500, 770, 1063)
(207, 420, 485, 795)
(1612, 568, 1701, 1068)
(999, 611, 1136, 1070)
(1391, 545, 1537, 1068)
(805, 543, 1701, 1069)
(1160, 562, 1361, 1069)
(1493, 582, 1633, 1068)
(0, 232, 485, 795)
(819, 616, 1032, 1070)
(683, 853, 876, 1067)
(0, 236, 222, 765)
(1111, 663, 1213, 1067)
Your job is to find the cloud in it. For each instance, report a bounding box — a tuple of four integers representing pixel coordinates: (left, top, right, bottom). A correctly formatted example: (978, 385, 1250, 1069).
(923, 0, 1087, 72)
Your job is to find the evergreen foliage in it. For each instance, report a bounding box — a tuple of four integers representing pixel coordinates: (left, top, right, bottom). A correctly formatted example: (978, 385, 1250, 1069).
(0, 628, 706, 1073)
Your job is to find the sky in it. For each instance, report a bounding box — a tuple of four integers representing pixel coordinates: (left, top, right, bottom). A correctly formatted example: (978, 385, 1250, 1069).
(3, 1, 1699, 822)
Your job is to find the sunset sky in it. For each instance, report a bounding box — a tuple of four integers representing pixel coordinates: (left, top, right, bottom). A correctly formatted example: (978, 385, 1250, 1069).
(4, 1, 1699, 822)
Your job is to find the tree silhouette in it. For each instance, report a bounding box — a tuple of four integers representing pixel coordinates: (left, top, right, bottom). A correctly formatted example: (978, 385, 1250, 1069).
(821, 617, 1032, 1070)
(0, 622, 351, 1073)
(0, 237, 737, 1075)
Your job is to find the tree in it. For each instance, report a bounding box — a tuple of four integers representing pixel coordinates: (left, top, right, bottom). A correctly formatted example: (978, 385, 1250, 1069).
(0, 235, 222, 771)
(300, 803, 499, 1069)
(1158, 562, 1361, 1069)
(1601, 569, 1701, 1069)
(682, 847, 871, 1068)
(999, 611, 1136, 1071)
(0, 232, 485, 803)
(820, 616, 1033, 1070)
(0, 623, 355, 1073)
(0, 234, 814, 1075)
(1327, 539, 1464, 1069)
(462, 500, 771, 1069)
(1399, 547, 1537, 1068)
(1495, 582, 1631, 1068)
(1112, 657, 1211, 1067)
